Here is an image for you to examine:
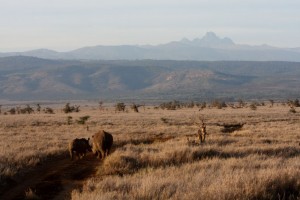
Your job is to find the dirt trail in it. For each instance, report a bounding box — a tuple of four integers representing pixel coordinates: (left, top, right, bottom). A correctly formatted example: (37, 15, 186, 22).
(0, 153, 100, 200)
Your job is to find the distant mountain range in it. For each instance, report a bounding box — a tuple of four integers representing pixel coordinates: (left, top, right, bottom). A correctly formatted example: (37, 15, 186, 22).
(1, 32, 300, 61)
(1, 56, 300, 101)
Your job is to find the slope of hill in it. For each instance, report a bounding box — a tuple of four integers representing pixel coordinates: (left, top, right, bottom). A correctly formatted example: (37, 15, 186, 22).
(1, 32, 300, 61)
(0, 56, 300, 101)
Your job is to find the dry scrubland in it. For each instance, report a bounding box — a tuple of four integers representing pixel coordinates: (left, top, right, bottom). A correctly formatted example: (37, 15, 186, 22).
(1, 103, 300, 199)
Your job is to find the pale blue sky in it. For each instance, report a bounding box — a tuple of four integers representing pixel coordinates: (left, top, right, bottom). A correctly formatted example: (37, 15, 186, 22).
(0, 0, 299, 51)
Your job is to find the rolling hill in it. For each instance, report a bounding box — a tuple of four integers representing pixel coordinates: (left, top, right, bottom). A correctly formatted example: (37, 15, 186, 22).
(0, 56, 300, 101)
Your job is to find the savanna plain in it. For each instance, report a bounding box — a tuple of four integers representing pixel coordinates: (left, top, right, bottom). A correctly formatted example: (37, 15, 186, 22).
(0, 101, 300, 200)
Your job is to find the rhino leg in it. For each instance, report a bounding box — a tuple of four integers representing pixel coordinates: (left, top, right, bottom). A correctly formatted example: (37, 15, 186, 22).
(97, 150, 102, 159)
(70, 150, 74, 160)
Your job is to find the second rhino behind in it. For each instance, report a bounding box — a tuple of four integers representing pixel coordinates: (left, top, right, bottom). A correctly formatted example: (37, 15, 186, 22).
(69, 138, 92, 160)
(92, 130, 113, 159)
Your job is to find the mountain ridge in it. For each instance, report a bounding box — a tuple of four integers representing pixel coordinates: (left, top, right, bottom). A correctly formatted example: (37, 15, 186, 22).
(1, 32, 300, 61)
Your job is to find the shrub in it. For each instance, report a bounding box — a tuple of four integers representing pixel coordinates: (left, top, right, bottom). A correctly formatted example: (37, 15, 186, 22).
(20, 105, 34, 114)
(159, 100, 181, 110)
(269, 99, 274, 107)
(250, 103, 257, 110)
(36, 104, 41, 113)
(289, 107, 296, 113)
(115, 102, 126, 112)
(131, 103, 139, 113)
(63, 103, 80, 113)
(211, 100, 227, 109)
(287, 99, 300, 107)
(9, 108, 16, 115)
(238, 99, 246, 108)
(43, 107, 54, 114)
(76, 115, 90, 125)
(98, 101, 104, 110)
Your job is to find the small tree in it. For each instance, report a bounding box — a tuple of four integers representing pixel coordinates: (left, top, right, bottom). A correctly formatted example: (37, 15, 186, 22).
(159, 100, 181, 110)
(211, 100, 226, 109)
(187, 101, 194, 108)
(115, 102, 126, 112)
(63, 103, 72, 113)
(197, 102, 206, 110)
(74, 105, 80, 112)
(9, 108, 16, 115)
(269, 99, 274, 107)
(23, 105, 34, 114)
(99, 101, 104, 110)
(238, 99, 246, 108)
(16, 106, 21, 114)
(131, 103, 139, 113)
(0, 105, 2, 114)
(36, 104, 41, 113)
(250, 102, 257, 110)
(63, 103, 80, 113)
(294, 99, 300, 107)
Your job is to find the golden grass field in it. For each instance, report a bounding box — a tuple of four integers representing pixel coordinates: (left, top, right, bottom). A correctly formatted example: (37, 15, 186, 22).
(0, 102, 300, 200)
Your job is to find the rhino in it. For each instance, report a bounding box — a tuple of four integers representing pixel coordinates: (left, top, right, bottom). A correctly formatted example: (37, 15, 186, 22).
(92, 130, 113, 159)
(69, 138, 92, 160)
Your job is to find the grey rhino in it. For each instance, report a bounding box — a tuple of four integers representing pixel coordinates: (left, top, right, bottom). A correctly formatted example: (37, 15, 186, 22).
(92, 130, 113, 159)
(69, 138, 92, 160)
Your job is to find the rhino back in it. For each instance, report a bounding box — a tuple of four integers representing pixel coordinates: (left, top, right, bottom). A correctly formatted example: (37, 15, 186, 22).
(92, 130, 113, 150)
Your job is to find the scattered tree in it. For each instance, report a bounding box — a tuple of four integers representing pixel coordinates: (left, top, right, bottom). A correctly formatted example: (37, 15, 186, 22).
(20, 105, 34, 114)
(36, 104, 41, 113)
(63, 103, 80, 113)
(211, 100, 227, 109)
(238, 99, 246, 108)
(115, 102, 126, 112)
(159, 100, 181, 110)
(131, 103, 139, 113)
(9, 108, 16, 115)
(98, 101, 104, 110)
(249, 102, 257, 110)
(269, 99, 274, 107)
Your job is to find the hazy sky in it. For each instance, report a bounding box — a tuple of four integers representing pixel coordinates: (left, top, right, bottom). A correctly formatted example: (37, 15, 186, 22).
(0, 0, 299, 51)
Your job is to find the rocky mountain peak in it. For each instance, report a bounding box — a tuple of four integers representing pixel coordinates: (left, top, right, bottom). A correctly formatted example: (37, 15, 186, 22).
(192, 32, 235, 47)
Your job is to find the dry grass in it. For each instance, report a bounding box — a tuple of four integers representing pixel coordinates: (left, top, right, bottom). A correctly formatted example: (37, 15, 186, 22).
(1, 103, 300, 199)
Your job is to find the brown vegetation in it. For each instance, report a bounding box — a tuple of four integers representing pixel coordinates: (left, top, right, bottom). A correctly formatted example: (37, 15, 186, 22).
(0, 101, 300, 199)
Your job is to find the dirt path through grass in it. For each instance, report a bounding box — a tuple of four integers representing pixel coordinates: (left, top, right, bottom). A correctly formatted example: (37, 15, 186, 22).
(0, 153, 100, 200)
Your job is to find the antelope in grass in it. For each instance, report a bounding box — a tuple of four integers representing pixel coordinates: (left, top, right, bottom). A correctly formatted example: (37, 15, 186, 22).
(187, 117, 208, 145)
(198, 119, 207, 143)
